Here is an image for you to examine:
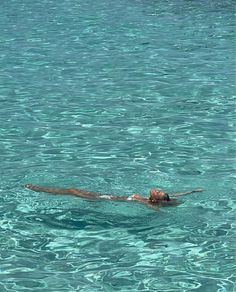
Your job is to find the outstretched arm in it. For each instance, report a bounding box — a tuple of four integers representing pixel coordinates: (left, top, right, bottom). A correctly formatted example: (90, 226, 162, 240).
(170, 189, 204, 197)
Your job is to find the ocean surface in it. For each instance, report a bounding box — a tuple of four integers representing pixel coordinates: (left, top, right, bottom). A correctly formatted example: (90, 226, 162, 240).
(0, 0, 235, 291)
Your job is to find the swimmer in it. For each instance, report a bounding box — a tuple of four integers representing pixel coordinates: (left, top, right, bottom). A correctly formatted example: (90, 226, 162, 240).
(25, 184, 204, 209)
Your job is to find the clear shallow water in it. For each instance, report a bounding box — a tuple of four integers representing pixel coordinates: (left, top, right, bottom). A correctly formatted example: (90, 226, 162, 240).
(0, 0, 235, 291)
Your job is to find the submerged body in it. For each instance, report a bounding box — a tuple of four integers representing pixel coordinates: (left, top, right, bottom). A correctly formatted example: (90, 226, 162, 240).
(25, 184, 204, 210)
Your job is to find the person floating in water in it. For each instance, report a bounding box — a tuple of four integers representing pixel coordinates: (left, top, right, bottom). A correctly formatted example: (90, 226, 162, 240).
(25, 184, 204, 209)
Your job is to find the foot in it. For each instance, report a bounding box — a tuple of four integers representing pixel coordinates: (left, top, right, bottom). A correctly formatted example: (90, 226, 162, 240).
(193, 189, 205, 193)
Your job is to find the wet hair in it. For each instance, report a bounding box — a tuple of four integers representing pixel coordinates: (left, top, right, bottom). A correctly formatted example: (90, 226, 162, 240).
(149, 191, 171, 203)
(163, 193, 170, 201)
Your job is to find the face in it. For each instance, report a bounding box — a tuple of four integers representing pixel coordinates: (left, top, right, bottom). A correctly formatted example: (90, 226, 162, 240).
(149, 189, 170, 203)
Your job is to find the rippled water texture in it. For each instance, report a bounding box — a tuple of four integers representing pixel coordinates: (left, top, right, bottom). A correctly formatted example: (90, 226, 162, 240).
(0, 0, 235, 291)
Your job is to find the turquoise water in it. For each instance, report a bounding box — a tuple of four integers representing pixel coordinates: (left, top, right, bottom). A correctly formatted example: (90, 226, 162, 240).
(0, 0, 235, 291)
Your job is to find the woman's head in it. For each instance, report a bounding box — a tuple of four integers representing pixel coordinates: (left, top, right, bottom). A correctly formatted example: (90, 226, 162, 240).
(149, 189, 170, 203)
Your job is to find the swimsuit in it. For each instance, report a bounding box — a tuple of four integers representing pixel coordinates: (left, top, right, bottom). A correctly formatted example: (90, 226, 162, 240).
(99, 194, 135, 200)
(126, 195, 135, 201)
(99, 195, 113, 200)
